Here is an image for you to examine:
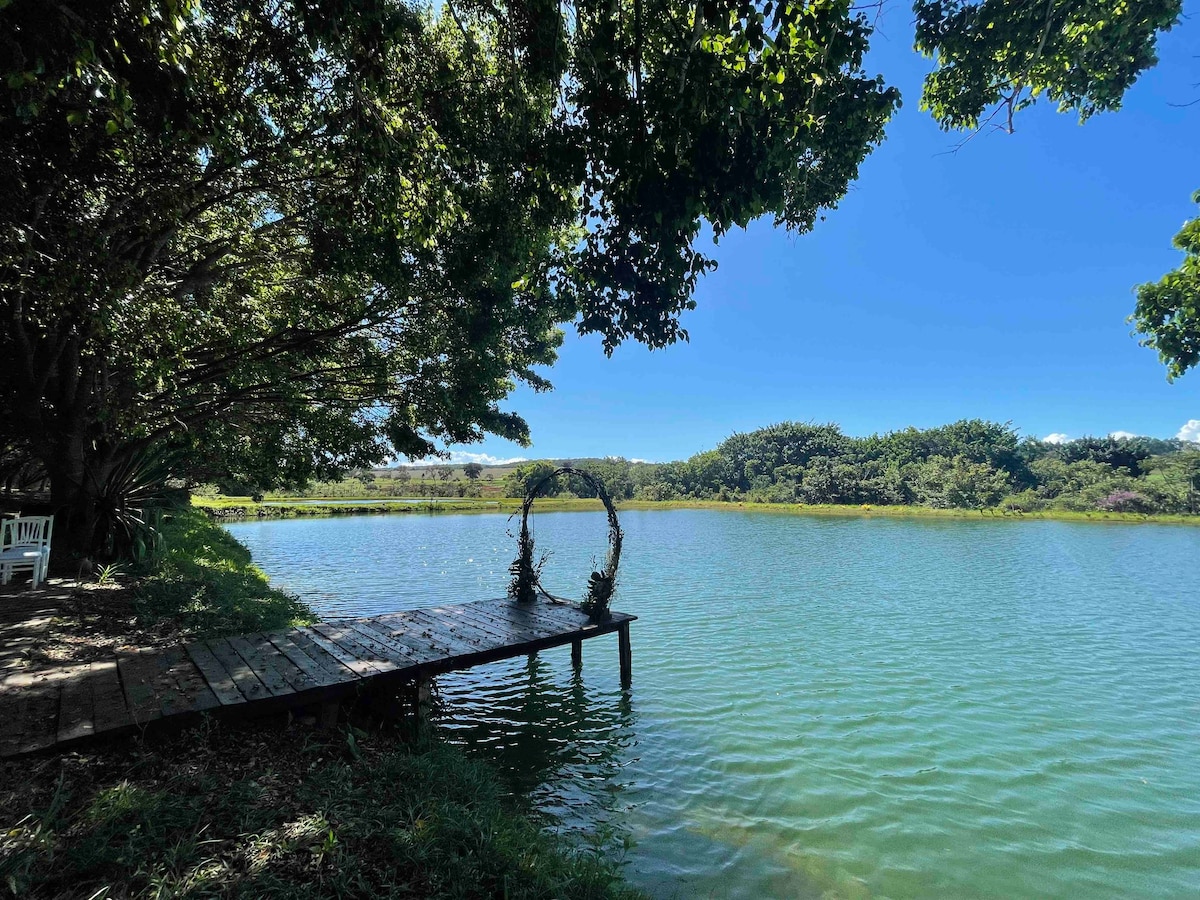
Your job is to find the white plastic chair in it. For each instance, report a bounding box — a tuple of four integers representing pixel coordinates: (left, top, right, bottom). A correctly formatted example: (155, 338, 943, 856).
(0, 515, 53, 588)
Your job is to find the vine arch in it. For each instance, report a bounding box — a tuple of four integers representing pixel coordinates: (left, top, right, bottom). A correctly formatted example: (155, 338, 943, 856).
(507, 466, 623, 619)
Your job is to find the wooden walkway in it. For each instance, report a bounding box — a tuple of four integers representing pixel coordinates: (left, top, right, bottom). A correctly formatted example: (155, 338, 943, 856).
(0, 598, 635, 759)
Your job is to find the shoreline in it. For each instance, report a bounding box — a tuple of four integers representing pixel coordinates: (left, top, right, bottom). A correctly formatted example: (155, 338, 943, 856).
(196, 496, 1200, 526)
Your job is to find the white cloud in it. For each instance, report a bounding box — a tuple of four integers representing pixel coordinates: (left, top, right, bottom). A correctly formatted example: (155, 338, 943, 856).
(629, 458, 655, 464)
(1042, 433, 1070, 444)
(1177, 420, 1200, 443)
(408, 452, 528, 467)
(1109, 430, 1138, 440)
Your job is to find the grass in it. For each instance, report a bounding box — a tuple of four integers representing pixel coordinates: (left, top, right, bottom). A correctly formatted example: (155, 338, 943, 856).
(196, 494, 1200, 526)
(132, 506, 314, 639)
(612, 499, 1200, 525)
(193, 496, 488, 519)
(0, 721, 644, 899)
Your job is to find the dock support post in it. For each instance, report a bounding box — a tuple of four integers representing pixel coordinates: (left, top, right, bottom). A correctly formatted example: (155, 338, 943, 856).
(317, 700, 339, 729)
(411, 674, 433, 732)
(571, 639, 583, 670)
(617, 622, 632, 687)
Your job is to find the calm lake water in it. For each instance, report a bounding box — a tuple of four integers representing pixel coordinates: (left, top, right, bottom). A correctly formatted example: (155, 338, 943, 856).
(226, 509, 1200, 899)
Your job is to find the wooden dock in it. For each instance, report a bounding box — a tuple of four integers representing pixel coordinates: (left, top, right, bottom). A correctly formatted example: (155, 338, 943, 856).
(0, 598, 635, 759)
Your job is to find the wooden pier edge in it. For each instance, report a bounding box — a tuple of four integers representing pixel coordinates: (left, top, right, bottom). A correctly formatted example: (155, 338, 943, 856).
(0, 597, 636, 759)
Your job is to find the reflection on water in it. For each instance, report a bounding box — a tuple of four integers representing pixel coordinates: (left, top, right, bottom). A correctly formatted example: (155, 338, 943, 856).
(437, 654, 637, 848)
(228, 510, 1200, 899)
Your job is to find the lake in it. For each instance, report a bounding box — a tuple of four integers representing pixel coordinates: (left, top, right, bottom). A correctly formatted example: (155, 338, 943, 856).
(226, 509, 1200, 899)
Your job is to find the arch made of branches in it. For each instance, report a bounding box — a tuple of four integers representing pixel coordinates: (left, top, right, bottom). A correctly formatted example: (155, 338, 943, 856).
(507, 466, 623, 619)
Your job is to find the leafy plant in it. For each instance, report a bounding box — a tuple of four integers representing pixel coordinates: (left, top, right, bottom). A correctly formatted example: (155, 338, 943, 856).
(92, 449, 188, 564)
(95, 562, 124, 586)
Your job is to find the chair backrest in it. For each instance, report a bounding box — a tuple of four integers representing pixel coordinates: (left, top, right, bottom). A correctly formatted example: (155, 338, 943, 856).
(3, 515, 52, 550)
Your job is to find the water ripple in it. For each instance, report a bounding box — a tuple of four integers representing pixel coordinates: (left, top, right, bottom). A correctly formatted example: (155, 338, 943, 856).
(228, 510, 1200, 899)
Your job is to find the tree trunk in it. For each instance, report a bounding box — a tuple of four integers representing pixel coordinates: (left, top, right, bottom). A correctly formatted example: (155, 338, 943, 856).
(43, 437, 117, 563)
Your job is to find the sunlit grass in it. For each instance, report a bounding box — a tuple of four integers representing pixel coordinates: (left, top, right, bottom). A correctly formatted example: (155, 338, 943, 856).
(0, 724, 644, 899)
(195, 494, 1200, 526)
(133, 507, 315, 638)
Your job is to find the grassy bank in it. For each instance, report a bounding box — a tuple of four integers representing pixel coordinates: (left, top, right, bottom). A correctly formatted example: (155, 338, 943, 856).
(195, 496, 492, 520)
(0, 723, 642, 899)
(197, 494, 1200, 527)
(615, 499, 1200, 526)
(1, 511, 642, 899)
(133, 506, 315, 639)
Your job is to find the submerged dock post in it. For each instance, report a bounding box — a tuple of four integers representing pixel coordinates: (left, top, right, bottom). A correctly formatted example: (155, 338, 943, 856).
(412, 674, 433, 730)
(571, 639, 583, 669)
(617, 622, 632, 687)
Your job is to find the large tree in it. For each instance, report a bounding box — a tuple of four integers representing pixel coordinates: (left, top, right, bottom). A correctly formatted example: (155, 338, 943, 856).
(0, 0, 1183, 556)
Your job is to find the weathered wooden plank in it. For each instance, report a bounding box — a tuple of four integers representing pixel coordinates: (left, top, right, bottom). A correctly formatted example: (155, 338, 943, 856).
(205, 638, 273, 702)
(185, 641, 245, 706)
(16, 683, 62, 755)
(376, 611, 479, 658)
(286, 628, 360, 680)
(264, 631, 345, 687)
(342, 621, 430, 665)
(314, 622, 410, 670)
(117, 650, 165, 725)
(156, 645, 221, 716)
(298, 626, 384, 676)
(56, 663, 96, 744)
(511, 601, 593, 631)
(91, 660, 130, 733)
(424, 607, 523, 643)
(458, 601, 563, 638)
(312, 622, 407, 671)
(245, 634, 320, 693)
(425, 604, 520, 642)
(511, 603, 617, 640)
(0, 670, 63, 756)
(307, 624, 399, 674)
(399, 608, 489, 651)
(502, 598, 635, 629)
(227, 636, 295, 697)
(357, 616, 460, 662)
(404, 609, 507, 652)
(424, 609, 518, 649)
(455, 603, 561, 642)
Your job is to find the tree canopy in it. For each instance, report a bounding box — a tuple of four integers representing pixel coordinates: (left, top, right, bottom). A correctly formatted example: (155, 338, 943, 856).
(1134, 191, 1200, 380)
(504, 421, 1200, 514)
(914, 0, 1181, 131)
(0, 0, 1185, 555)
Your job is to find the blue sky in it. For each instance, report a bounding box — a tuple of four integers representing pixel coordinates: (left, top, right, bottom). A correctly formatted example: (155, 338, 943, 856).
(434, 3, 1200, 466)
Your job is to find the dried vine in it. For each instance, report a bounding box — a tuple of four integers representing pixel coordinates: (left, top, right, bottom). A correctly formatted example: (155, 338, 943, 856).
(507, 466, 623, 619)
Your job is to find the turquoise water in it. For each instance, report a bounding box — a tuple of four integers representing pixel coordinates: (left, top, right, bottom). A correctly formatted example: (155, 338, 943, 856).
(225, 509, 1200, 898)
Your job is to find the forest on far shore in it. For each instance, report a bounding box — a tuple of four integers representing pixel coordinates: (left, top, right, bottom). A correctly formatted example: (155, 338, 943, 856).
(504, 422, 1200, 514)
(265, 421, 1200, 516)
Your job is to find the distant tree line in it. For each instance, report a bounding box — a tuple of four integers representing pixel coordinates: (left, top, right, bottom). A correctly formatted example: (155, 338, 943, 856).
(504, 421, 1200, 515)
